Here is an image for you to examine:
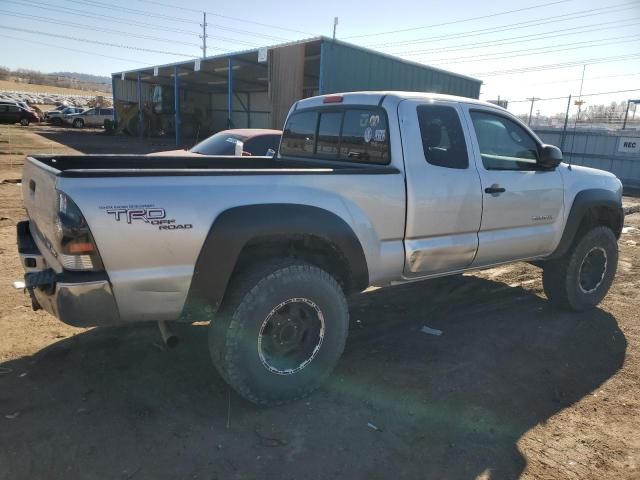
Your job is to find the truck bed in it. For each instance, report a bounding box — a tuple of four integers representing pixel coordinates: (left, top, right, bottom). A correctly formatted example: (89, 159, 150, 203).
(29, 154, 400, 177)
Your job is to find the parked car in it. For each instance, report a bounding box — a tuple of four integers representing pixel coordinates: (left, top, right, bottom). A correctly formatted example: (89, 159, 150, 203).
(65, 107, 114, 128)
(45, 106, 84, 126)
(0, 104, 39, 126)
(150, 129, 282, 157)
(16, 91, 623, 405)
(45, 105, 68, 114)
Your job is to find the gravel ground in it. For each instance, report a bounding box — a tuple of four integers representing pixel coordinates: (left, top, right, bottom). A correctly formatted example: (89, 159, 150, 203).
(0, 124, 638, 480)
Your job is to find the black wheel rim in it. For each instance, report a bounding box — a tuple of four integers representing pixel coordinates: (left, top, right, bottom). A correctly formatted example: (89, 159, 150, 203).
(258, 298, 325, 375)
(578, 247, 608, 294)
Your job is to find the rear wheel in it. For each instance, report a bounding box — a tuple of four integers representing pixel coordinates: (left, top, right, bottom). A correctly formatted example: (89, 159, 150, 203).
(542, 226, 618, 311)
(73, 118, 84, 128)
(209, 260, 349, 405)
(20, 118, 29, 126)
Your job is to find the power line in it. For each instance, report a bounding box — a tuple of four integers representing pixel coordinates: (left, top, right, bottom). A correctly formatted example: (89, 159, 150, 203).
(473, 53, 640, 76)
(6, 0, 200, 35)
(426, 34, 640, 66)
(367, 2, 638, 48)
(343, 0, 573, 39)
(507, 72, 640, 88)
(0, 10, 202, 47)
(66, 0, 199, 24)
(0, 25, 196, 57)
(2, 7, 259, 48)
(0, 33, 155, 66)
(132, 0, 315, 36)
(68, 0, 198, 25)
(483, 72, 640, 92)
(55, 0, 291, 41)
(11, 0, 287, 43)
(392, 17, 640, 57)
(507, 88, 640, 103)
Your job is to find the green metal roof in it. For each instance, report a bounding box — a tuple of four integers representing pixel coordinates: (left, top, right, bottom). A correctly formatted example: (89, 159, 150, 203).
(320, 39, 481, 99)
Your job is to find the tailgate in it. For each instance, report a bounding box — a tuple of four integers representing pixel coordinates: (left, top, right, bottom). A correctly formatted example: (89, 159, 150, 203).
(21, 156, 62, 270)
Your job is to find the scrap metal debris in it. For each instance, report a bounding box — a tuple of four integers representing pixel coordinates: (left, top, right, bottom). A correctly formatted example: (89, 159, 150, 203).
(367, 422, 382, 432)
(420, 325, 443, 336)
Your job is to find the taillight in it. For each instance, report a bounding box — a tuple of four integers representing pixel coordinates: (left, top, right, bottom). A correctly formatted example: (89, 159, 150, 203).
(323, 95, 343, 104)
(55, 191, 104, 271)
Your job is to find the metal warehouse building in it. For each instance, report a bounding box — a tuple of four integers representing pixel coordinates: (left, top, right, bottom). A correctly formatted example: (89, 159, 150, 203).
(111, 36, 482, 145)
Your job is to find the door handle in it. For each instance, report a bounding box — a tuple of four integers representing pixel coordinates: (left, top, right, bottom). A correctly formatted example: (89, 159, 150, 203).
(484, 185, 506, 194)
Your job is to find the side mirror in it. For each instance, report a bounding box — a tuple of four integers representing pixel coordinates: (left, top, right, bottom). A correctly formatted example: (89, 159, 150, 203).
(538, 144, 562, 169)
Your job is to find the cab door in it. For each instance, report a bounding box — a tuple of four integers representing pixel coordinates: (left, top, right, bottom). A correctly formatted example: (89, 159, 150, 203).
(462, 106, 564, 267)
(7, 105, 21, 124)
(399, 99, 483, 277)
(84, 109, 97, 126)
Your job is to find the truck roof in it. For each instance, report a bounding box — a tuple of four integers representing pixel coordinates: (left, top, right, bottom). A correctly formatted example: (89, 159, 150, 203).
(294, 91, 500, 111)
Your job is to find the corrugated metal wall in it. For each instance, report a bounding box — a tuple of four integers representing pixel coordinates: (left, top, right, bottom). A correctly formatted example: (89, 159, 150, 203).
(536, 128, 640, 188)
(321, 41, 481, 99)
(113, 78, 154, 103)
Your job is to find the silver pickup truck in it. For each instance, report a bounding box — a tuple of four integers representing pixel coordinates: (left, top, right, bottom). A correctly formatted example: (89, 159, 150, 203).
(17, 92, 624, 404)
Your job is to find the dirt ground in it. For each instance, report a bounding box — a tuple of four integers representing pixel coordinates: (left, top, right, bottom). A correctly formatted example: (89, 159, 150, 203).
(0, 124, 639, 480)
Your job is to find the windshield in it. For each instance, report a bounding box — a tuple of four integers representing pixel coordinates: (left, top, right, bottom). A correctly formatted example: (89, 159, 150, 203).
(191, 132, 244, 155)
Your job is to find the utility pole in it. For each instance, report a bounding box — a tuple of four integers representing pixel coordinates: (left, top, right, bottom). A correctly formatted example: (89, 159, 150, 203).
(560, 94, 571, 150)
(332, 17, 338, 40)
(200, 12, 208, 58)
(574, 65, 586, 126)
(623, 100, 640, 129)
(526, 97, 540, 125)
(623, 100, 631, 130)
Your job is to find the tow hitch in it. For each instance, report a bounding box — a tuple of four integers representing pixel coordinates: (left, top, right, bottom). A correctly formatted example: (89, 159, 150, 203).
(13, 268, 55, 311)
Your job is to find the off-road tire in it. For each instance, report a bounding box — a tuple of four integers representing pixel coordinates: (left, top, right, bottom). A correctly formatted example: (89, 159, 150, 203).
(73, 118, 84, 128)
(209, 260, 349, 405)
(543, 226, 618, 311)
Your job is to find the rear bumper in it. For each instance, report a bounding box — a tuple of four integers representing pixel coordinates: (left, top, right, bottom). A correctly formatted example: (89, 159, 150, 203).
(17, 220, 120, 327)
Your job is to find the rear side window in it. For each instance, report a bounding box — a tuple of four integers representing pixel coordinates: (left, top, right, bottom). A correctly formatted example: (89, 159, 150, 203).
(280, 111, 318, 157)
(280, 107, 390, 164)
(417, 105, 468, 169)
(315, 111, 342, 158)
(340, 110, 389, 164)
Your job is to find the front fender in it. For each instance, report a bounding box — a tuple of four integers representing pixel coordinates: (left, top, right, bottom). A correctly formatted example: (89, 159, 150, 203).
(550, 188, 623, 259)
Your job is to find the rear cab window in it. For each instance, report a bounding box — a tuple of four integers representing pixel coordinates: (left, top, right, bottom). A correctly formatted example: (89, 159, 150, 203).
(280, 107, 390, 164)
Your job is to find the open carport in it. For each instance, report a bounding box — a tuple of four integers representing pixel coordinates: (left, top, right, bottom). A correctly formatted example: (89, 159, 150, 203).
(111, 37, 482, 146)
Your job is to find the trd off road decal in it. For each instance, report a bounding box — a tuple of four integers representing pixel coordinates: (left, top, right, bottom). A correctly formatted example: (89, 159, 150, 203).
(100, 204, 192, 230)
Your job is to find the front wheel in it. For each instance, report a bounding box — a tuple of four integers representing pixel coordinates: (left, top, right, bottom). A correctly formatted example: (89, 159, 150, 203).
(20, 118, 29, 126)
(543, 226, 618, 311)
(209, 261, 349, 405)
(73, 118, 84, 128)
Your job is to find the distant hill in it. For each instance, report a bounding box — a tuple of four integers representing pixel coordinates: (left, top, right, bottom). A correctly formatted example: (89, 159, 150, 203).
(51, 72, 111, 85)
(0, 67, 111, 93)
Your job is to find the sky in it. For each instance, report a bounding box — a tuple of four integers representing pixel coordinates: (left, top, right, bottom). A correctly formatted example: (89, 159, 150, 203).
(1, 0, 639, 116)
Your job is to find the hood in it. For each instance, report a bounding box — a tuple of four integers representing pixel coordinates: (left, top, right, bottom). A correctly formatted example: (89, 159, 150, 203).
(558, 163, 623, 199)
